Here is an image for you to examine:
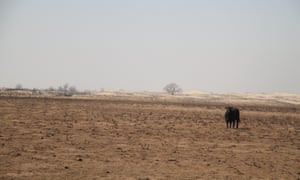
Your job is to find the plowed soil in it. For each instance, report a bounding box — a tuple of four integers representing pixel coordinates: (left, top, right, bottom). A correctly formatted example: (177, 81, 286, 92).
(0, 96, 299, 179)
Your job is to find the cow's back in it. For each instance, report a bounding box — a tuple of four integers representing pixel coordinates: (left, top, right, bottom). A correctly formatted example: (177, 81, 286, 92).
(232, 108, 240, 121)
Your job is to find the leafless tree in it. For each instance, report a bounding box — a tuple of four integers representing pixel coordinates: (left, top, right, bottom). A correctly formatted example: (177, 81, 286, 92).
(69, 86, 77, 95)
(63, 83, 69, 94)
(56, 83, 78, 96)
(58, 86, 64, 92)
(48, 86, 55, 91)
(163, 83, 182, 95)
(15, 84, 23, 90)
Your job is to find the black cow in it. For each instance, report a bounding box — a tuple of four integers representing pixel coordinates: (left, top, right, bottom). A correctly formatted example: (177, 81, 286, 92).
(225, 107, 240, 128)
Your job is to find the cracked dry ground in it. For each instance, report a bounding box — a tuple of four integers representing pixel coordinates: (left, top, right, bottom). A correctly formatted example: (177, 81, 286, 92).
(0, 97, 299, 179)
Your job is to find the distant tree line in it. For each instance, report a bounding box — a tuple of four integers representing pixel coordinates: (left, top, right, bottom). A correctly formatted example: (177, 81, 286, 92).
(56, 83, 77, 96)
(12, 83, 78, 96)
(9, 82, 183, 96)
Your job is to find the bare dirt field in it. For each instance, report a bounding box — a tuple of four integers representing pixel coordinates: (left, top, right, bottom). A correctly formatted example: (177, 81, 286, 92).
(0, 95, 299, 179)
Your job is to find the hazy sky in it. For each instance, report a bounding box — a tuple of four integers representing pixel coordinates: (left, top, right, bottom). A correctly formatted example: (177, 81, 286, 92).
(1, 0, 300, 93)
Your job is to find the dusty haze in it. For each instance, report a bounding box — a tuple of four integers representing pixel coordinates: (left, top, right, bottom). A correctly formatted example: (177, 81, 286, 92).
(1, 0, 300, 93)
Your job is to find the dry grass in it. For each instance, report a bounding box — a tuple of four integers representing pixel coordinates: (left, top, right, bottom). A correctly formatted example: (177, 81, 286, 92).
(0, 95, 299, 179)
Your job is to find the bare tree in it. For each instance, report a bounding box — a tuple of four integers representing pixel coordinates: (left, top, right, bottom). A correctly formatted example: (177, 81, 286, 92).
(69, 86, 77, 95)
(163, 83, 182, 95)
(32, 88, 38, 94)
(63, 83, 69, 94)
(48, 86, 55, 91)
(58, 86, 64, 92)
(15, 84, 23, 90)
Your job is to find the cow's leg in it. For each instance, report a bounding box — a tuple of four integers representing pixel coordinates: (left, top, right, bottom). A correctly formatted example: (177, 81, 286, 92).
(233, 120, 235, 128)
(229, 121, 232, 128)
(236, 120, 239, 128)
(226, 121, 228, 128)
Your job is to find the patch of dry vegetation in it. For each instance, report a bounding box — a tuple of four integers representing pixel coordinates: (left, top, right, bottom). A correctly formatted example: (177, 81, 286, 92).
(0, 92, 299, 179)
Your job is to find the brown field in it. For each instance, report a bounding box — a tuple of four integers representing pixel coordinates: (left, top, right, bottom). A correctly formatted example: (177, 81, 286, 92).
(0, 95, 299, 179)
